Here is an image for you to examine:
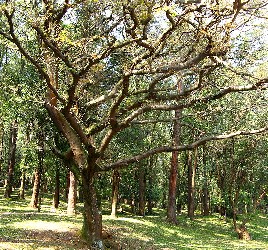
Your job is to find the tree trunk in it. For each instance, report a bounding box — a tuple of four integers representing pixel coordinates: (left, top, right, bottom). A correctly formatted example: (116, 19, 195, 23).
(187, 147, 198, 220)
(111, 169, 120, 217)
(30, 164, 42, 208)
(81, 168, 104, 249)
(202, 186, 210, 216)
(19, 170, 26, 199)
(202, 145, 210, 216)
(67, 171, 77, 215)
(167, 109, 181, 224)
(30, 133, 44, 208)
(4, 120, 18, 198)
(44, 49, 104, 248)
(53, 166, 60, 208)
(138, 166, 146, 216)
(147, 166, 153, 215)
(0, 123, 4, 173)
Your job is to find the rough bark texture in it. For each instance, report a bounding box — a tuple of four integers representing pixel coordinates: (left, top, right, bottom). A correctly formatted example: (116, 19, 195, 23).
(30, 165, 42, 208)
(67, 171, 77, 215)
(4, 120, 18, 198)
(81, 168, 104, 249)
(167, 109, 181, 224)
(111, 169, 120, 217)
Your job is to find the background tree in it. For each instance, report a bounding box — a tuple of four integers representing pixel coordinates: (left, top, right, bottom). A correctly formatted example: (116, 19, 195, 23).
(0, 1, 268, 248)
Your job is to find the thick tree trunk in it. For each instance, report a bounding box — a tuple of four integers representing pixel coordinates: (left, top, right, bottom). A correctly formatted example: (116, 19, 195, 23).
(167, 109, 181, 224)
(4, 120, 18, 198)
(44, 49, 104, 248)
(187, 148, 198, 220)
(138, 166, 146, 216)
(81, 168, 104, 249)
(67, 171, 77, 215)
(111, 169, 120, 217)
(167, 141, 179, 223)
(53, 166, 60, 208)
(30, 165, 42, 208)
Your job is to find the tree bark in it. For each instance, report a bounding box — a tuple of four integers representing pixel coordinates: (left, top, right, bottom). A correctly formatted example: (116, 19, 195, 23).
(138, 166, 146, 216)
(67, 171, 77, 215)
(81, 168, 103, 249)
(187, 147, 198, 220)
(167, 109, 181, 224)
(4, 120, 18, 198)
(53, 166, 60, 208)
(111, 169, 120, 217)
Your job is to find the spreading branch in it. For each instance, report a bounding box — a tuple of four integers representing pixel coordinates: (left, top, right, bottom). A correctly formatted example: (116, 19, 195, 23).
(102, 126, 268, 171)
(120, 78, 268, 126)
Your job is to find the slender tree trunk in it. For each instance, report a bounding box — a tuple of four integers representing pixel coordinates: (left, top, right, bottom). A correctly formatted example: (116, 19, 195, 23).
(138, 166, 146, 216)
(81, 167, 104, 249)
(187, 147, 198, 220)
(4, 120, 18, 198)
(111, 169, 120, 217)
(0, 123, 4, 173)
(167, 109, 181, 223)
(53, 166, 60, 208)
(67, 171, 77, 215)
(147, 167, 153, 215)
(19, 170, 26, 199)
(30, 133, 44, 208)
(202, 145, 210, 216)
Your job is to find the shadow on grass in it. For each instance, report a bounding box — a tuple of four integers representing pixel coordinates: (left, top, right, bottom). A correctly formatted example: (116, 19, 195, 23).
(0, 226, 88, 250)
(104, 212, 268, 250)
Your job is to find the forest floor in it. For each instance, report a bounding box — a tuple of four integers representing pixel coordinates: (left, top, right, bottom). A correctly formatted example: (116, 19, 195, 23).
(0, 189, 268, 250)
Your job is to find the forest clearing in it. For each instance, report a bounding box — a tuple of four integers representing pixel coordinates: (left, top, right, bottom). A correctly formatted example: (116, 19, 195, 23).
(0, 188, 268, 250)
(0, 0, 268, 249)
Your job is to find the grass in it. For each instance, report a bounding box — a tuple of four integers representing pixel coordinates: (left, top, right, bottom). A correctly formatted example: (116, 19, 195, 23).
(0, 188, 268, 249)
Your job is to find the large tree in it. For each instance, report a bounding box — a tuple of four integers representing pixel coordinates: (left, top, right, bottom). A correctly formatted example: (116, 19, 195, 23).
(0, 0, 267, 248)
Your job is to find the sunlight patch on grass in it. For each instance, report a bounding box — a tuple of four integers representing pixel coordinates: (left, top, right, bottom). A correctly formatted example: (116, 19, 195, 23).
(11, 220, 77, 232)
(0, 242, 33, 250)
(0, 242, 65, 250)
(111, 216, 146, 224)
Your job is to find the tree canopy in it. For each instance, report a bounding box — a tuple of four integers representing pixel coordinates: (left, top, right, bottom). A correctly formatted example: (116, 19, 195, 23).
(0, 0, 267, 249)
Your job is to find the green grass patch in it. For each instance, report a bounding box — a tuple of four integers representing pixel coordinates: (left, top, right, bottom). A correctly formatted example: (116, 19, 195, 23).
(103, 211, 268, 249)
(0, 188, 268, 249)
